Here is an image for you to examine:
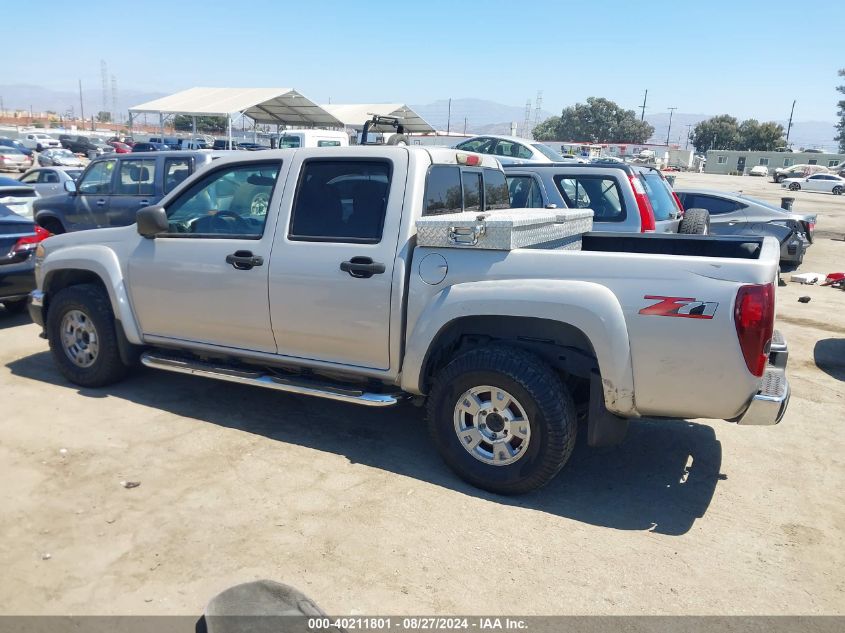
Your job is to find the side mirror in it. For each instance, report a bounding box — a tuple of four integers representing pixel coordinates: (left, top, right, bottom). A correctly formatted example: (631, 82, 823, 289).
(136, 205, 169, 238)
(64, 180, 77, 194)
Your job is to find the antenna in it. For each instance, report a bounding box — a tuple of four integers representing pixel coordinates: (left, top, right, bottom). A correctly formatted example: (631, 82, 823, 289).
(522, 99, 532, 138)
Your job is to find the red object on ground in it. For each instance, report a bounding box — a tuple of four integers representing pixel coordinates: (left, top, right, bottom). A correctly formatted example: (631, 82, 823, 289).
(821, 272, 845, 286)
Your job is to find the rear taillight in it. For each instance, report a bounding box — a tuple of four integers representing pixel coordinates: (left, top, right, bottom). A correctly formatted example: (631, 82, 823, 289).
(628, 174, 656, 232)
(734, 284, 775, 377)
(12, 225, 51, 255)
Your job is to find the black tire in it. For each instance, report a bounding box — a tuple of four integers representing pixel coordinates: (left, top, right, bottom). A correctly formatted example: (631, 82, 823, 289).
(38, 217, 65, 235)
(789, 182, 800, 191)
(387, 134, 409, 146)
(427, 345, 577, 495)
(36, 144, 43, 152)
(833, 186, 843, 196)
(46, 284, 129, 387)
(2, 299, 28, 313)
(678, 207, 710, 235)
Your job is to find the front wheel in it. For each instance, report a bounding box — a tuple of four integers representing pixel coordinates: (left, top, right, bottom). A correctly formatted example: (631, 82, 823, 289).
(789, 182, 800, 191)
(46, 284, 130, 387)
(833, 186, 843, 195)
(678, 207, 710, 235)
(427, 345, 577, 495)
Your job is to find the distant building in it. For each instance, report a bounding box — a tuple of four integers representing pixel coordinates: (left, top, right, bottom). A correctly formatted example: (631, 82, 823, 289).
(704, 149, 845, 175)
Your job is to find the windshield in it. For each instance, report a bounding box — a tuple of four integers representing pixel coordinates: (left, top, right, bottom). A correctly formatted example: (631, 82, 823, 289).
(639, 171, 680, 221)
(531, 143, 566, 161)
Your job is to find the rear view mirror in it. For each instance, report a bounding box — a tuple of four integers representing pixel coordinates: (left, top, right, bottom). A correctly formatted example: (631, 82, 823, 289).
(64, 180, 77, 194)
(136, 205, 169, 238)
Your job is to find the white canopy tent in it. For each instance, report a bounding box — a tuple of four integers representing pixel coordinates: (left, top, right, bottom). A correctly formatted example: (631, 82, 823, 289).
(128, 87, 344, 143)
(320, 103, 435, 133)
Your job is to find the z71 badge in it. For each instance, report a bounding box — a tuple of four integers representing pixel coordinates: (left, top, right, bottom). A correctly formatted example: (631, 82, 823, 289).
(639, 295, 719, 319)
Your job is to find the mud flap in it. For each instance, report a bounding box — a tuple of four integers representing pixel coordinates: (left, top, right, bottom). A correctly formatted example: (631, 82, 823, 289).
(587, 370, 629, 447)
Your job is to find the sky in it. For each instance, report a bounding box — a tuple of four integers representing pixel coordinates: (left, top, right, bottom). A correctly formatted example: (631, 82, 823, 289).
(4, 0, 842, 123)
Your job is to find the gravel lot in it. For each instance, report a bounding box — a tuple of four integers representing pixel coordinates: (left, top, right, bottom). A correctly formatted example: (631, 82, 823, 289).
(0, 171, 843, 616)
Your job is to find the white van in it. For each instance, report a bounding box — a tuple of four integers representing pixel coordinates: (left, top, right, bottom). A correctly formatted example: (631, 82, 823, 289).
(275, 129, 349, 148)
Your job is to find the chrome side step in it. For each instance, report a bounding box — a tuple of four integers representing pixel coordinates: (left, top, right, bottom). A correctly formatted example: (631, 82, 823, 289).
(140, 352, 402, 407)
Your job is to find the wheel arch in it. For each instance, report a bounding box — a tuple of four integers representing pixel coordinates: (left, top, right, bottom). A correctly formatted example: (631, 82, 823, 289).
(401, 280, 637, 416)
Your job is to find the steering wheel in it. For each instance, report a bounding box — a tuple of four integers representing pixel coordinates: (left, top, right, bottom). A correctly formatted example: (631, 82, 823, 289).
(209, 210, 251, 233)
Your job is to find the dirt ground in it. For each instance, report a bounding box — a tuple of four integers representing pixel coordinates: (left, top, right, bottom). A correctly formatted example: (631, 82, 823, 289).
(0, 171, 843, 616)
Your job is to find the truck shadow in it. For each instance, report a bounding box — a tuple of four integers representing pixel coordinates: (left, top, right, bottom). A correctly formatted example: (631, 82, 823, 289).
(814, 338, 845, 381)
(7, 352, 723, 536)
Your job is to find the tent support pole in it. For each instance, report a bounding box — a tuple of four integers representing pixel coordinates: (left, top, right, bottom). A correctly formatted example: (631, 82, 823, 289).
(227, 114, 232, 149)
(192, 115, 196, 139)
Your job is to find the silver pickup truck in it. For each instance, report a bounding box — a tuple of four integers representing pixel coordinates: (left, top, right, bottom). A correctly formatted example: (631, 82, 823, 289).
(28, 147, 790, 494)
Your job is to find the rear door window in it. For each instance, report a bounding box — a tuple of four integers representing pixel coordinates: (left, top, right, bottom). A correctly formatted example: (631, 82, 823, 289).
(118, 159, 156, 195)
(507, 176, 545, 208)
(289, 160, 390, 243)
(680, 194, 743, 215)
(554, 175, 624, 221)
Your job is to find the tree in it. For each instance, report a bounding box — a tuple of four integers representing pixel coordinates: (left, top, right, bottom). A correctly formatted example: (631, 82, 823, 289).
(690, 115, 740, 153)
(835, 68, 845, 153)
(532, 97, 654, 143)
(96, 111, 111, 123)
(737, 119, 785, 151)
(174, 114, 227, 134)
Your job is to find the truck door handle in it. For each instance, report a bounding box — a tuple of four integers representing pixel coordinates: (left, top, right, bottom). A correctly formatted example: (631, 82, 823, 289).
(225, 250, 264, 270)
(340, 256, 386, 278)
(138, 200, 149, 206)
(96, 199, 107, 206)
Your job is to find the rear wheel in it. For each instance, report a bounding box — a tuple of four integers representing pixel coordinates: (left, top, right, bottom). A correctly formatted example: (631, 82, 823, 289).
(678, 208, 710, 235)
(789, 182, 801, 191)
(427, 345, 577, 495)
(46, 284, 130, 387)
(833, 186, 843, 195)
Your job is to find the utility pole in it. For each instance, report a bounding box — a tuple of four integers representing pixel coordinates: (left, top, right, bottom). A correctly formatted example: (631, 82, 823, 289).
(78, 79, 84, 124)
(665, 107, 677, 146)
(685, 124, 692, 150)
(785, 100, 796, 146)
(446, 98, 451, 134)
(639, 90, 648, 121)
(463, 117, 467, 134)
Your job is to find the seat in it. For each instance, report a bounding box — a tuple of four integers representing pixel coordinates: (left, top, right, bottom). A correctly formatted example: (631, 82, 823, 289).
(510, 181, 529, 208)
(292, 180, 343, 238)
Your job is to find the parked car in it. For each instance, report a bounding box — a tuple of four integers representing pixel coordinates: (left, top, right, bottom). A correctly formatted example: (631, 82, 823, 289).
(236, 142, 270, 151)
(0, 146, 35, 173)
(212, 139, 239, 150)
(19, 167, 84, 199)
(61, 136, 114, 158)
(108, 136, 135, 148)
(38, 148, 85, 167)
(109, 141, 133, 153)
(131, 142, 168, 152)
(781, 173, 845, 195)
(28, 147, 790, 494)
(0, 176, 39, 219)
(749, 165, 769, 177)
(0, 137, 34, 158)
(32, 151, 216, 234)
(674, 188, 815, 266)
(454, 135, 572, 164)
(772, 164, 829, 183)
(20, 133, 62, 152)
(148, 137, 181, 150)
(0, 202, 49, 313)
(503, 162, 710, 234)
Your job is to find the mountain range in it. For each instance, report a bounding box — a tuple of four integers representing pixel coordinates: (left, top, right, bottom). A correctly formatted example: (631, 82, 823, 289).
(1, 85, 838, 151)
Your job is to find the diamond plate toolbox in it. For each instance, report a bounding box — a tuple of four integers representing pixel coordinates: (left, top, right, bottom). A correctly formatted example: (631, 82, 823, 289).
(416, 208, 594, 250)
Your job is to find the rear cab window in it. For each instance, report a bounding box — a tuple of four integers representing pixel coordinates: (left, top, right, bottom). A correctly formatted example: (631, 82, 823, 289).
(423, 165, 512, 216)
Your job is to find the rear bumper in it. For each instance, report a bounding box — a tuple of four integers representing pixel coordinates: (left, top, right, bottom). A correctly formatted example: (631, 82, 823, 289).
(735, 330, 790, 426)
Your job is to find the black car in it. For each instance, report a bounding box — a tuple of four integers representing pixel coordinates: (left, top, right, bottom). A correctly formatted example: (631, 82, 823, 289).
(212, 139, 238, 150)
(60, 135, 111, 156)
(0, 203, 44, 313)
(131, 142, 168, 152)
(0, 137, 34, 158)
